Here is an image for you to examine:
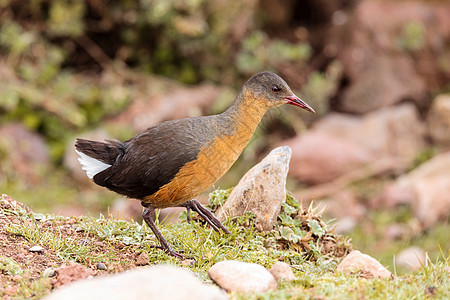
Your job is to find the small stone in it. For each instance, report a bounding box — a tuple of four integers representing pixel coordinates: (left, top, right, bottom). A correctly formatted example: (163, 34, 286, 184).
(217, 146, 292, 231)
(29, 246, 45, 253)
(337, 250, 392, 279)
(208, 260, 277, 293)
(43, 268, 56, 278)
(269, 262, 295, 282)
(96, 263, 107, 271)
(135, 252, 150, 266)
(44, 265, 227, 300)
(396, 246, 425, 271)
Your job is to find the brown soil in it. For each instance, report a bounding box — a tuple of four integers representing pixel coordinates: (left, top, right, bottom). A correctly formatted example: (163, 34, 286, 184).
(0, 195, 147, 298)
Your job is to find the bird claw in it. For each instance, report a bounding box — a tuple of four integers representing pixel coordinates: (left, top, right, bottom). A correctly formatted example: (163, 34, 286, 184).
(148, 244, 196, 262)
(180, 199, 231, 234)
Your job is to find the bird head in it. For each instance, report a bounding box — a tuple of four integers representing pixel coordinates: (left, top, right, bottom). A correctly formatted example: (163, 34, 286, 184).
(243, 71, 315, 113)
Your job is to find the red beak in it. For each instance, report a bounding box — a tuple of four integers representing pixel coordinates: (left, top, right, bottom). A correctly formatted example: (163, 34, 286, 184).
(285, 95, 315, 113)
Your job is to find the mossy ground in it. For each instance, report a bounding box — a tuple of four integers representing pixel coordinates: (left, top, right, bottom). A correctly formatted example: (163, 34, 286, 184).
(0, 193, 448, 299)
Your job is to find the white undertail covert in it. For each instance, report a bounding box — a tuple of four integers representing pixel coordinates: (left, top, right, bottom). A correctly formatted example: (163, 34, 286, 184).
(75, 150, 112, 179)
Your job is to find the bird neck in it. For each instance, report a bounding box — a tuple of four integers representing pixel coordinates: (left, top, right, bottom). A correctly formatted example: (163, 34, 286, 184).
(222, 91, 269, 142)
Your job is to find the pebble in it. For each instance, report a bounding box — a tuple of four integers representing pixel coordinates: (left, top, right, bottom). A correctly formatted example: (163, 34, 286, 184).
(208, 260, 277, 293)
(42, 268, 56, 278)
(269, 262, 295, 282)
(337, 250, 393, 279)
(96, 263, 107, 271)
(29, 245, 45, 253)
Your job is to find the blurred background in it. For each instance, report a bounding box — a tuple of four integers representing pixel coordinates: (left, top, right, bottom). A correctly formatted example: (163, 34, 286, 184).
(0, 0, 449, 273)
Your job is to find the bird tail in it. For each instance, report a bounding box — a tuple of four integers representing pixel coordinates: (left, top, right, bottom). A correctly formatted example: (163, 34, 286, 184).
(75, 138, 125, 179)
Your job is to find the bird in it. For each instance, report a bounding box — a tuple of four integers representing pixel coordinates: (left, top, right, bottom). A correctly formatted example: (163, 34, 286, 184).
(75, 71, 315, 259)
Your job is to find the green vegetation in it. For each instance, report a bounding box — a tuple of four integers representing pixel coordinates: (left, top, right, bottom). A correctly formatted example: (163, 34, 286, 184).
(1, 192, 449, 299)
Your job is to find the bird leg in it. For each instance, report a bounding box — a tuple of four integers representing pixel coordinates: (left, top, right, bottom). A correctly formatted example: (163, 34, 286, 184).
(142, 205, 187, 260)
(180, 199, 231, 234)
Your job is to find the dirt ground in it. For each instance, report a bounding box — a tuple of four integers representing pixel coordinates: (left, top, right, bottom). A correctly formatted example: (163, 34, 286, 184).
(0, 195, 147, 298)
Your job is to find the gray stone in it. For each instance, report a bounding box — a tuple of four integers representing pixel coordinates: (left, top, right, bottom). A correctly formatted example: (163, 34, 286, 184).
(45, 265, 227, 300)
(217, 146, 291, 231)
(269, 262, 295, 282)
(337, 250, 393, 279)
(96, 263, 107, 271)
(427, 94, 450, 148)
(396, 246, 425, 271)
(208, 260, 277, 293)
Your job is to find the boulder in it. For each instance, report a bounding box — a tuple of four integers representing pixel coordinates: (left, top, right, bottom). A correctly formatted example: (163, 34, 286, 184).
(45, 265, 227, 300)
(327, 0, 450, 113)
(285, 132, 373, 184)
(287, 104, 425, 184)
(392, 152, 450, 229)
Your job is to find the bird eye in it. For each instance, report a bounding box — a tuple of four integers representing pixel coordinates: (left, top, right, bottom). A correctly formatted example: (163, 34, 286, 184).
(272, 86, 280, 93)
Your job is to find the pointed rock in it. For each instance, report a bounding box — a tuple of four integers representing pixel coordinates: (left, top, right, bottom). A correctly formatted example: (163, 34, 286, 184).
(217, 146, 291, 231)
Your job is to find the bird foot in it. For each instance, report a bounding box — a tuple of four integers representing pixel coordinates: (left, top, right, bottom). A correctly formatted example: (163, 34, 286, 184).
(142, 206, 195, 261)
(148, 244, 195, 261)
(180, 199, 231, 234)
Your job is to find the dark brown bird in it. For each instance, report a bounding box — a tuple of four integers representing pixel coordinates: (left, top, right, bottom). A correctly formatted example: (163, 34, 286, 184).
(75, 71, 314, 259)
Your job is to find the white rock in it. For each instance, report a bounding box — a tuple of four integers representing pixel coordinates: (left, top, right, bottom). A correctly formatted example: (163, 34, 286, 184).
(44, 265, 227, 300)
(29, 245, 45, 253)
(217, 146, 291, 231)
(396, 246, 426, 271)
(208, 260, 277, 293)
(269, 262, 295, 282)
(337, 250, 393, 279)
